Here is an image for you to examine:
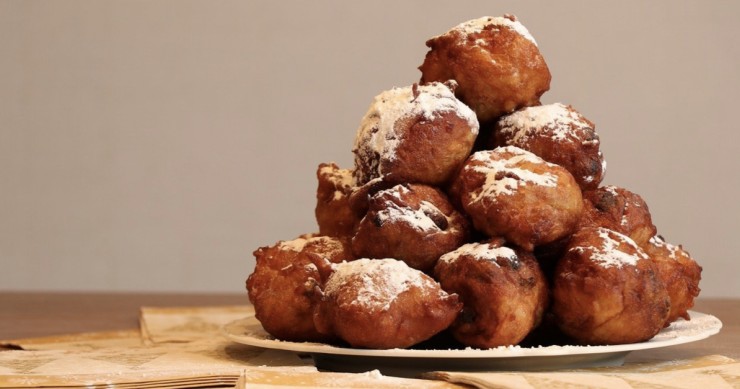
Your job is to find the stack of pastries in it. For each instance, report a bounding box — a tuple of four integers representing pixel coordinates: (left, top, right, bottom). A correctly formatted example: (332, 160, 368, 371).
(246, 15, 702, 349)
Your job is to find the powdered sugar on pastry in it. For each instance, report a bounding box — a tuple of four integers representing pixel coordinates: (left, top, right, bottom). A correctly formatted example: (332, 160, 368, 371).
(439, 242, 519, 267)
(573, 228, 648, 268)
(373, 186, 444, 232)
(498, 103, 595, 144)
(324, 258, 429, 311)
(603, 185, 643, 228)
(443, 15, 538, 46)
(375, 202, 441, 232)
(353, 82, 478, 178)
(649, 235, 686, 260)
(468, 147, 558, 202)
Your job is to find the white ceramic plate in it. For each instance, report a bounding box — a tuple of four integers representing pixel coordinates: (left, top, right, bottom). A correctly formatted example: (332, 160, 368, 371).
(222, 311, 721, 375)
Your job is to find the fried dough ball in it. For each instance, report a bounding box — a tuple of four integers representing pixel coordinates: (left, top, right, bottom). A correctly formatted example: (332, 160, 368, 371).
(493, 103, 606, 190)
(315, 162, 360, 238)
(552, 227, 670, 345)
(246, 235, 354, 342)
(351, 183, 470, 272)
(434, 240, 548, 348)
(642, 235, 702, 326)
(313, 258, 462, 349)
(580, 185, 657, 246)
(346, 177, 398, 219)
(419, 15, 551, 123)
(450, 146, 583, 251)
(352, 81, 479, 186)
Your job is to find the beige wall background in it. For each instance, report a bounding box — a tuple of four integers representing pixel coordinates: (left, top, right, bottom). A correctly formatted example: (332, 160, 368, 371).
(1, 1, 738, 297)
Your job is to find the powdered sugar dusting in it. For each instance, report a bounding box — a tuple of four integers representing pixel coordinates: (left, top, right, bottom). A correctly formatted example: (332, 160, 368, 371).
(376, 203, 440, 232)
(653, 311, 721, 340)
(468, 147, 558, 202)
(648, 235, 683, 261)
(324, 258, 428, 311)
(446, 15, 537, 46)
(439, 242, 518, 267)
(573, 228, 648, 268)
(353, 82, 479, 180)
(601, 185, 642, 228)
(498, 103, 594, 144)
(374, 186, 443, 232)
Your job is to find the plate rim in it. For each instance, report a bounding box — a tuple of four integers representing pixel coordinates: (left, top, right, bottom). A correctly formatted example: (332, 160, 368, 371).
(221, 310, 722, 359)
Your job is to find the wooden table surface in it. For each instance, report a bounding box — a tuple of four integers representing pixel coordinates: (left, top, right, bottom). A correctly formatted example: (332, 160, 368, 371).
(1, 292, 738, 363)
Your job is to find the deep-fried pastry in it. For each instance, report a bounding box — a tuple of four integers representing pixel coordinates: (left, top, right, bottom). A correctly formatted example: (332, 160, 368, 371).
(346, 177, 397, 221)
(450, 146, 583, 251)
(493, 103, 605, 190)
(434, 239, 548, 347)
(352, 81, 479, 186)
(552, 227, 670, 345)
(419, 15, 551, 123)
(580, 185, 656, 246)
(315, 162, 359, 238)
(351, 183, 470, 272)
(246, 235, 354, 342)
(245, 14, 704, 351)
(313, 258, 461, 349)
(642, 235, 702, 326)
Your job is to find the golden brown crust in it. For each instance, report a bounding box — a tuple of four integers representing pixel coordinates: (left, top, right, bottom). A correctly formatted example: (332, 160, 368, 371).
(246, 235, 354, 342)
(315, 162, 360, 238)
(642, 235, 702, 326)
(419, 15, 551, 123)
(493, 103, 605, 190)
(580, 186, 657, 246)
(314, 258, 461, 349)
(351, 184, 471, 272)
(434, 240, 548, 348)
(246, 15, 703, 351)
(352, 82, 479, 186)
(450, 147, 583, 251)
(552, 227, 670, 345)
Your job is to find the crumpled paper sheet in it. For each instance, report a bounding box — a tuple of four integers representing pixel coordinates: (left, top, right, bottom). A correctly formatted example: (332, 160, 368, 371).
(0, 304, 313, 388)
(0, 305, 461, 389)
(1, 329, 143, 351)
(0, 336, 315, 388)
(139, 305, 253, 344)
(235, 369, 463, 388)
(424, 354, 740, 389)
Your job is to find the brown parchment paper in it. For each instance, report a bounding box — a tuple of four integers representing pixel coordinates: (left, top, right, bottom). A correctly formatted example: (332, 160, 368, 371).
(424, 354, 739, 389)
(139, 305, 253, 344)
(0, 337, 314, 388)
